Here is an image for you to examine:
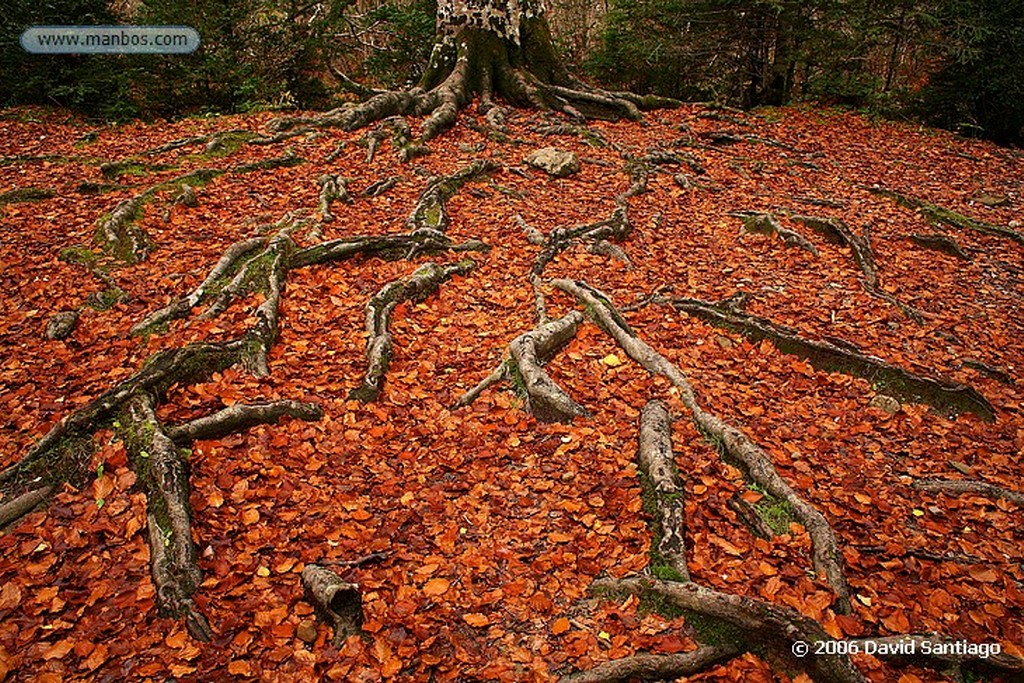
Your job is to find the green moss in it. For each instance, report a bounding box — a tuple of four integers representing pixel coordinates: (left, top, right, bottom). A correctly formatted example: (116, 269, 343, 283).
(651, 565, 687, 582)
(0, 187, 56, 204)
(100, 160, 175, 179)
(59, 245, 101, 267)
(195, 131, 259, 159)
(683, 610, 746, 648)
(638, 588, 687, 620)
(750, 484, 794, 534)
(86, 287, 126, 311)
(505, 359, 528, 399)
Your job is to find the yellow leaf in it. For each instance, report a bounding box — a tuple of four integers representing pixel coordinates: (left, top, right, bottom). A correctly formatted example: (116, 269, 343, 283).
(911, 508, 925, 517)
(601, 354, 622, 367)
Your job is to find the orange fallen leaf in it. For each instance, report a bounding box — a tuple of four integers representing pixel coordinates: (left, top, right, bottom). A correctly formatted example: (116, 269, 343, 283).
(463, 613, 489, 627)
(422, 578, 450, 597)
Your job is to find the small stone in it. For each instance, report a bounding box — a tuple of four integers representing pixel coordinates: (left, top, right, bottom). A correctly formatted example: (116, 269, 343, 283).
(297, 619, 318, 644)
(45, 309, 80, 340)
(524, 147, 580, 178)
(869, 394, 900, 414)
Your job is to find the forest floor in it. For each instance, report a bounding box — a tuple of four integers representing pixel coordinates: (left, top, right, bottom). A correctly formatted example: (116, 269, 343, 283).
(0, 102, 1021, 683)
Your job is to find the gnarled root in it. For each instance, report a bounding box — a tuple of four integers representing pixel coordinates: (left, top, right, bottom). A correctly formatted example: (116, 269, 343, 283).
(121, 391, 212, 641)
(350, 261, 476, 402)
(662, 294, 995, 421)
(792, 214, 924, 323)
(166, 400, 323, 444)
(406, 159, 498, 232)
(730, 211, 818, 256)
(560, 645, 739, 683)
(456, 311, 586, 423)
(637, 401, 690, 582)
(591, 577, 867, 683)
(267, 27, 672, 148)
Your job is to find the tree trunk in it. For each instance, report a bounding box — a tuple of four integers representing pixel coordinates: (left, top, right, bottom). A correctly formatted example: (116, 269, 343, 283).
(303, 0, 676, 144)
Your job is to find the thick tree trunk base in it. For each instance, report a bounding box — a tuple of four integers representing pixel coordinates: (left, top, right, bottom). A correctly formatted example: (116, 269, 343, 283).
(269, 24, 677, 148)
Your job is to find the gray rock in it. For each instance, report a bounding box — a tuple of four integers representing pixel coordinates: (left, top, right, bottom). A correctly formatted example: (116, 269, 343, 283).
(525, 147, 580, 178)
(45, 309, 80, 340)
(869, 394, 900, 414)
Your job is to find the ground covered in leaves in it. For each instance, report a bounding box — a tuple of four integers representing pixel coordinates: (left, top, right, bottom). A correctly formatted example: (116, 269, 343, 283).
(0, 103, 1022, 682)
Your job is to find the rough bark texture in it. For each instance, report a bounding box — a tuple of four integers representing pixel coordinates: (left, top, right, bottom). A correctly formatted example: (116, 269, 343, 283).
(301, 564, 363, 647)
(560, 645, 739, 683)
(637, 401, 689, 582)
(913, 478, 1024, 504)
(121, 392, 211, 641)
(593, 577, 868, 683)
(165, 401, 324, 444)
(507, 311, 588, 422)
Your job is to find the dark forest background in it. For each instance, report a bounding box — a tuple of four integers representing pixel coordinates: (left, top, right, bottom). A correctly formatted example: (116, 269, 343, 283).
(2, 0, 1022, 145)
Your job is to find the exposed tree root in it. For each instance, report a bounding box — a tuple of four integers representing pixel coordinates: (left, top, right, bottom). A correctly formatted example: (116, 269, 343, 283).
(301, 564, 363, 647)
(591, 577, 868, 682)
(566, 389, 1023, 683)
(121, 391, 212, 641)
(96, 168, 220, 262)
(560, 645, 739, 683)
(350, 261, 476, 402)
(140, 128, 253, 157)
(361, 117, 430, 163)
(913, 478, 1024, 505)
(316, 174, 351, 227)
(908, 232, 972, 260)
(534, 121, 611, 149)
(455, 311, 586, 423)
(726, 493, 777, 540)
(363, 176, 400, 197)
(961, 358, 1012, 385)
(659, 294, 995, 421)
(264, 19, 675, 151)
(131, 236, 265, 334)
(869, 186, 1024, 246)
(637, 401, 689, 582)
(730, 211, 818, 256)
(406, 159, 497, 232)
(527, 206, 631, 322)
(553, 280, 852, 613)
(791, 214, 924, 323)
(165, 400, 323, 444)
(0, 486, 53, 528)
